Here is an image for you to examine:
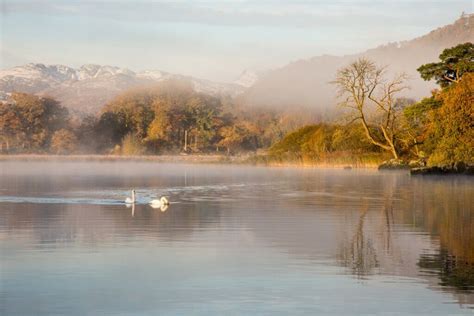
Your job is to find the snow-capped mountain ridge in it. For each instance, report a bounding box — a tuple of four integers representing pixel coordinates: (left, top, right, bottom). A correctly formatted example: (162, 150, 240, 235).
(233, 70, 260, 88)
(0, 63, 253, 114)
(0, 63, 145, 82)
(136, 69, 169, 81)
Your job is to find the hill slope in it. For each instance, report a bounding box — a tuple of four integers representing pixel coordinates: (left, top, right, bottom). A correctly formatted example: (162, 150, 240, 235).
(239, 15, 474, 111)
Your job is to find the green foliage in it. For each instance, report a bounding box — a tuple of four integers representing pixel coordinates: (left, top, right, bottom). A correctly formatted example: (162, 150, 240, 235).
(396, 43, 474, 166)
(404, 96, 442, 120)
(404, 43, 474, 166)
(402, 95, 442, 157)
(417, 43, 474, 88)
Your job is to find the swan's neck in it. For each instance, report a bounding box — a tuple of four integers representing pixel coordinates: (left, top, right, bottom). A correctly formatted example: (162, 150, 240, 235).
(132, 191, 135, 203)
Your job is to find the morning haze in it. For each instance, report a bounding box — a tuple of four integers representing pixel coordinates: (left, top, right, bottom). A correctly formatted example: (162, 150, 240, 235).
(0, 2, 473, 315)
(1, 0, 472, 81)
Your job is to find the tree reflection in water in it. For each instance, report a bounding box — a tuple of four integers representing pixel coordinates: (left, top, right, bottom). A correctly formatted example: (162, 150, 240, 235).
(337, 175, 399, 278)
(338, 201, 379, 278)
(419, 250, 474, 292)
(414, 177, 474, 293)
(337, 174, 474, 296)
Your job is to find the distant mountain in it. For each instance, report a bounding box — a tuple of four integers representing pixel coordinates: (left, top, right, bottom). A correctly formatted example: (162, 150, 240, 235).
(233, 70, 261, 88)
(1, 15, 472, 115)
(239, 14, 474, 111)
(0, 64, 246, 114)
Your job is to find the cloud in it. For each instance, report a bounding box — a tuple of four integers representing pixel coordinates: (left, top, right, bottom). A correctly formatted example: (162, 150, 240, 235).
(1, 0, 471, 80)
(3, 0, 470, 28)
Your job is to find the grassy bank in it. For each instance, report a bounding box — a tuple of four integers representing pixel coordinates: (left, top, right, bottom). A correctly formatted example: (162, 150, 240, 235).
(264, 161, 380, 169)
(0, 154, 235, 164)
(247, 151, 387, 169)
(0, 153, 385, 169)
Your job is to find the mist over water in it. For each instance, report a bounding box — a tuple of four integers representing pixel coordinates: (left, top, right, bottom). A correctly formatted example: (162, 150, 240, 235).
(0, 162, 473, 315)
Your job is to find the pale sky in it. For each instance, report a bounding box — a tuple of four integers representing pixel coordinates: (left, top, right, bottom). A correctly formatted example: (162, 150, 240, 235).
(0, 0, 472, 82)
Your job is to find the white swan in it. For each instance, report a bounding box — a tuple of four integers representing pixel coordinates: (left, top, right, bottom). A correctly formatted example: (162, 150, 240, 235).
(125, 190, 136, 204)
(149, 196, 169, 209)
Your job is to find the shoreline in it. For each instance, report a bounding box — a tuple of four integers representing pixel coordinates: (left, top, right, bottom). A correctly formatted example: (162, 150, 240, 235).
(0, 154, 231, 164)
(0, 154, 379, 169)
(263, 161, 379, 169)
(1, 155, 471, 174)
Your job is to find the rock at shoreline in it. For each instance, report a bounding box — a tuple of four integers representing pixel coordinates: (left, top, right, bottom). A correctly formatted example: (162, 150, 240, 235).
(411, 162, 474, 175)
(378, 159, 410, 170)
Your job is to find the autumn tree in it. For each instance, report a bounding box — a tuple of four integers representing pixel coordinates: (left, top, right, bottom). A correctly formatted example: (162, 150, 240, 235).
(218, 125, 248, 154)
(0, 93, 69, 153)
(101, 88, 155, 139)
(146, 102, 172, 151)
(50, 129, 78, 154)
(428, 73, 474, 165)
(0, 102, 23, 152)
(332, 58, 409, 159)
(120, 133, 146, 156)
(405, 43, 474, 166)
(97, 80, 227, 153)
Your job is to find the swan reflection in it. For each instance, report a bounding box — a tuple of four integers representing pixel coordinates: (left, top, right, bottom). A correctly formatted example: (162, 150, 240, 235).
(150, 203, 169, 212)
(125, 202, 136, 216)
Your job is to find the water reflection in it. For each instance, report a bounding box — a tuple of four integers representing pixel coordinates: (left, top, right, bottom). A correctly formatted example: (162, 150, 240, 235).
(338, 201, 379, 277)
(149, 202, 169, 212)
(335, 173, 474, 296)
(411, 176, 474, 299)
(0, 162, 472, 314)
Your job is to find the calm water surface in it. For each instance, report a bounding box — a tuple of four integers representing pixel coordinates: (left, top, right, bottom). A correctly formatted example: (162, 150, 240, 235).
(0, 161, 473, 315)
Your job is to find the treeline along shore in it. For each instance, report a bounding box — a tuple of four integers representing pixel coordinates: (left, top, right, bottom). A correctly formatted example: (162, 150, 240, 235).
(0, 44, 473, 174)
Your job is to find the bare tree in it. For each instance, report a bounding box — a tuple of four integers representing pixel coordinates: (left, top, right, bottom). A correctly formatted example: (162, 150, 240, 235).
(332, 58, 409, 159)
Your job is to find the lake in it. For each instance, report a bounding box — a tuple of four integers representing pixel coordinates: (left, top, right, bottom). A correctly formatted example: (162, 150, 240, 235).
(0, 161, 473, 315)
